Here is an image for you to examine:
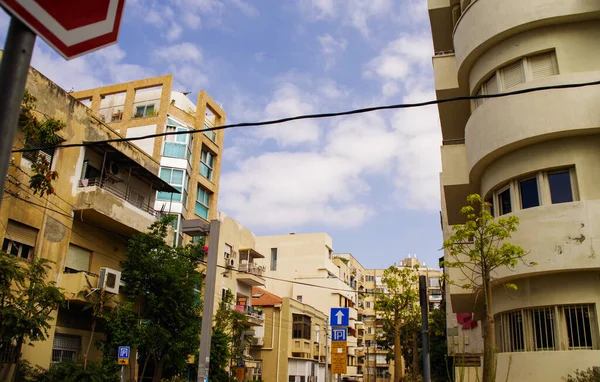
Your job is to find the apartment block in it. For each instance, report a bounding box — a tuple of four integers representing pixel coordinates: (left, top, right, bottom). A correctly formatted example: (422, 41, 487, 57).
(251, 288, 329, 382)
(429, 0, 600, 380)
(1, 65, 176, 375)
(72, 76, 225, 246)
(254, 233, 360, 379)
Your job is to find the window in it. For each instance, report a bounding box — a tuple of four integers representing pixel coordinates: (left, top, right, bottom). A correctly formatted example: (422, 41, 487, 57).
(200, 147, 214, 180)
(134, 103, 155, 118)
(270, 248, 277, 271)
(315, 325, 320, 343)
(366, 275, 375, 282)
(292, 314, 311, 340)
(221, 288, 230, 301)
(548, 170, 573, 204)
(297, 295, 303, 302)
(163, 125, 190, 159)
(157, 168, 187, 203)
(367, 327, 373, 334)
(22, 140, 55, 166)
(2, 220, 37, 260)
(52, 334, 81, 363)
(195, 185, 211, 220)
(498, 188, 512, 215)
(474, 51, 558, 109)
(497, 304, 598, 352)
(519, 177, 539, 209)
(366, 301, 371, 309)
(204, 123, 217, 142)
(64, 244, 91, 273)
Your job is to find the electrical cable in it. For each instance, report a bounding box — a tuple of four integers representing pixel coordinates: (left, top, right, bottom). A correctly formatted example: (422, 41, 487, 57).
(11, 79, 600, 154)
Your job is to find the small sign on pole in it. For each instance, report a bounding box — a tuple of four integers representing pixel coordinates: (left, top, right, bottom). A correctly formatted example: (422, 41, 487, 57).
(330, 307, 349, 327)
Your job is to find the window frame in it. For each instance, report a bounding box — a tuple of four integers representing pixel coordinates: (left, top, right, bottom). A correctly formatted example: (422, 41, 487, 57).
(134, 103, 155, 118)
(157, 168, 187, 203)
(2, 238, 34, 260)
(518, 175, 541, 210)
(292, 314, 312, 340)
(162, 125, 191, 159)
(194, 184, 211, 220)
(545, 168, 578, 205)
(200, 147, 215, 181)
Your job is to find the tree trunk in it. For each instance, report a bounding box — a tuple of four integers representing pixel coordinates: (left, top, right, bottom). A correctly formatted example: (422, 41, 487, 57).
(394, 318, 403, 382)
(83, 318, 96, 370)
(412, 333, 419, 379)
(9, 337, 24, 382)
(140, 352, 150, 381)
(482, 276, 496, 382)
(152, 357, 165, 382)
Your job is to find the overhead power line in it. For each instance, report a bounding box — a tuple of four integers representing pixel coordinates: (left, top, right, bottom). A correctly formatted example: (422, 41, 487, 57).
(11, 79, 600, 154)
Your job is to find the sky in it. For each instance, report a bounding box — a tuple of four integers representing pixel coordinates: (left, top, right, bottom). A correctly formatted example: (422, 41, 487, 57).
(0, 0, 443, 270)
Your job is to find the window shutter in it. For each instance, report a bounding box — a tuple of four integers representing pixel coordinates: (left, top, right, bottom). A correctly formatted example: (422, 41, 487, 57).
(65, 244, 91, 272)
(502, 61, 525, 90)
(485, 73, 499, 95)
(530, 52, 557, 80)
(5, 220, 38, 247)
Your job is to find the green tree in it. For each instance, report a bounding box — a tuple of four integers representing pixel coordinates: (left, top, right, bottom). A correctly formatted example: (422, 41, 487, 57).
(208, 328, 230, 382)
(121, 216, 204, 382)
(442, 194, 534, 382)
(429, 305, 448, 382)
(374, 265, 420, 382)
(0, 252, 65, 381)
(17, 90, 63, 197)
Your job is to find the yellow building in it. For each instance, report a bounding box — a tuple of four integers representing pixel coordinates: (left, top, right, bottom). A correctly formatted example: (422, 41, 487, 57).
(72, 76, 225, 246)
(251, 287, 329, 382)
(429, 0, 600, 380)
(1, 65, 180, 375)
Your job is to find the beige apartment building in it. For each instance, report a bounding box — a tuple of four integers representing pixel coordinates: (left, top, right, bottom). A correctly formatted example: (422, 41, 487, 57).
(429, 0, 600, 380)
(251, 288, 329, 382)
(72, 76, 225, 246)
(1, 64, 179, 375)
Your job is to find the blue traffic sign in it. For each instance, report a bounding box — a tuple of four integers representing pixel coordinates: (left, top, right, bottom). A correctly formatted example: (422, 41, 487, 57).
(118, 346, 130, 359)
(330, 307, 349, 327)
(332, 327, 347, 341)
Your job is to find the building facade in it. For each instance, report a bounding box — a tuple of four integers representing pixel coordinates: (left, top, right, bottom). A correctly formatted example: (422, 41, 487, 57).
(251, 288, 329, 382)
(429, 0, 600, 380)
(72, 76, 225, 246)
(1, 65, 176, 376)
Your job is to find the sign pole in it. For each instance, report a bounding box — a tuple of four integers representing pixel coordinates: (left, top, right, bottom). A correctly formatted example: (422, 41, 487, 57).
(0, 17, 36, 209)
(419, 276, 431, 382)
(120, 365, 124, 382)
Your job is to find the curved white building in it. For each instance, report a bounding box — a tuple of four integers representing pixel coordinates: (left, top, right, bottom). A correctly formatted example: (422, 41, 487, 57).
(429, 0, 600, 380)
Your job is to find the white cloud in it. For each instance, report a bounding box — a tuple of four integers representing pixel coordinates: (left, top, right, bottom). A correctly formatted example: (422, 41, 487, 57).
(258, 83, 321, 146)
(298, 0, 336, 19)
(319, 79, 347, 99)
(166, 23, 184, 41)
(154, 42, 208, 91)
(318, 34, 348, 70)
(229, 0, 259, 17)
(155, 42, 203, 62)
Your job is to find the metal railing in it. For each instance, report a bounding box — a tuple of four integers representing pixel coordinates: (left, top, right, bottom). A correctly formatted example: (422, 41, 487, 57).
(78, 178, 158, 217)
(238, 262, 265, 277)
(235, 305, 265, 321)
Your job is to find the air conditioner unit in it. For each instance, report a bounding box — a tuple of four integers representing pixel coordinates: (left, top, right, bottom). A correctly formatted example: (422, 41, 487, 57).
(226, 258, 236, 268)
(224, 251, 231, 259)
(98, 267, 121, 294)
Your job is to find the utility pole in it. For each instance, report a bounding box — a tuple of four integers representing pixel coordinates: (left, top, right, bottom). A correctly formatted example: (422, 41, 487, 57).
(0, 18, 36, 209)
(183, 219, 220, 382)
(419, 275, 431, 382)
(325, 321, 329, 382)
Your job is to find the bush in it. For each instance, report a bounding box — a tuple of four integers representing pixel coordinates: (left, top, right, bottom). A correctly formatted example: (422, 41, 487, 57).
(32, 361, 119, 382)
(563, 368, 600, 382)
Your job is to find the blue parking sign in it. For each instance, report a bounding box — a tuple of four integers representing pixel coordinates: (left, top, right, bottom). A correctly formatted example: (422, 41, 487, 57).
(332, 327, 347, 341)
(118, 346, 130, 359)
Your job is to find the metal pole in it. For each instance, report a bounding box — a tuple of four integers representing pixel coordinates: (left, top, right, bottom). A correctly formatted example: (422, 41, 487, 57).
(0, 17, 36, 209)
(197, 220, 221, 382)
(419, 276, 431, 382)
(120, 365, 124, 382)
(325, 322, 329, 382)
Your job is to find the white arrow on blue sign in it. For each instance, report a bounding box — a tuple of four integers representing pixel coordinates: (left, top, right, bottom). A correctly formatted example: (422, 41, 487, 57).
(118, 346, 130, 359)
(330, 307, 349, 327)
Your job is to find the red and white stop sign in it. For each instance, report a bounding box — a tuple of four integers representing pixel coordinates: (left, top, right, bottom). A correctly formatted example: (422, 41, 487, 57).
(0, 0, 126, 60)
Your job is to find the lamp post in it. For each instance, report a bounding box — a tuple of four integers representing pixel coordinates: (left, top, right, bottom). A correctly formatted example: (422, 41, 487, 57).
(182, 219, 221, 382)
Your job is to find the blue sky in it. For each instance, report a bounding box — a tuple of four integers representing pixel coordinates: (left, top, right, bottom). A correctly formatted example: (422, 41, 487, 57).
(0, 0, 443, 270)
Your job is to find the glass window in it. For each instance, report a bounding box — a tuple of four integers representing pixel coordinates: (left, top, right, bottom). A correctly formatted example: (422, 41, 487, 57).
(195, 185, 210, 220)
(2, 239, 33, 259)
(292, 314, 311, 340)
(200, 148, 214, 180)
(157, 168, 185, 202)
(532, 307, 556, 350)
(548, 171, 573, 204)
(270, 248, 277, 271)
(498, 188, 512, 215)
(564, 305, 593, 349)
(134, 104, 155, 118)
(519, 178, 540, 209)
(204, 123, 217, 142)
(163, 125, 189, 159)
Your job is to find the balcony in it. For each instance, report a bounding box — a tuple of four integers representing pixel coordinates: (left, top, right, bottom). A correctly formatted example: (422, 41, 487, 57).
(453, 0, 600, 75)
(60, 271, 122, 306)
(235, 305, 265, 326)
(237, 248, 266, 287)
(74, 145, 178, 236)
(291, 338, 311, 358)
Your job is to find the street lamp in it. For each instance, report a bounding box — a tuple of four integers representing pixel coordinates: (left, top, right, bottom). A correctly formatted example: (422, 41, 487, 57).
(182, 219, 221, 382)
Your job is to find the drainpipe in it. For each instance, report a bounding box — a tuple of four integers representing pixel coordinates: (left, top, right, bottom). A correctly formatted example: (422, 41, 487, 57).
(275, 304, 282, 382)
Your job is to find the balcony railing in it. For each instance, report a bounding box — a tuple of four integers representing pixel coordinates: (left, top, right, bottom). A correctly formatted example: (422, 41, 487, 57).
(235, 305, 265, 321)
(238, 262, 265, 277)
(79, 178, 158, 217)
